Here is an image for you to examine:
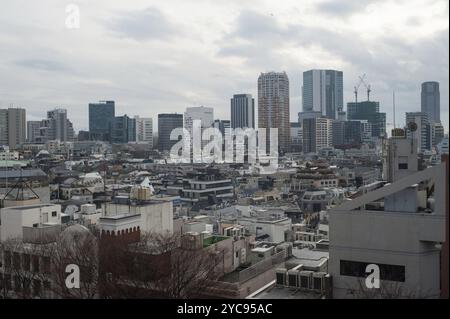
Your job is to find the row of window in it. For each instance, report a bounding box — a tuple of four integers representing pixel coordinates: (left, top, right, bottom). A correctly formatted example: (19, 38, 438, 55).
(1, 251, 51, 274)
(340, 260, 405, 282)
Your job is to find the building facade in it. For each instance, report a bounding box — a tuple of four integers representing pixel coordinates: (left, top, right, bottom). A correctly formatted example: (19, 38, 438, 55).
(158, 113, 184, 152)
(347, 101, 386, 138)
(405, 112, 432, 153)
(258, 72, 290, 153)
(111, 115, 136, 144)
(231, 94, 255, 129)
(0, 108, 26, 150)
(88, 101, 115, 141)
(134, 116, 153, 147)
(302, 69, 343, 120)
(421, 81, 440, 124)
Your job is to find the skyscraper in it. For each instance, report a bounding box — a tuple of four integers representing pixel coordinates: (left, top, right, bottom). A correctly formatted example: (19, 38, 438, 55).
(421, 82, 440, 124)
(134, 116, 153, 148)
(184, 106, 214, 133)
(158, 113, 183, 152)
(405, 112, 432, 153)
(89, 100, 115, 141)
(27, 121, 41, 143)
(347, 101, 386, 138)
(302, 69, 343, 119)
(46, 109, 74, 142)
(0, 108, 26, 150)
(258, 72, 290, 153)
(302, 117, 332, 153)
(231, 94, 255, 129)
(111, 115, 136, 144)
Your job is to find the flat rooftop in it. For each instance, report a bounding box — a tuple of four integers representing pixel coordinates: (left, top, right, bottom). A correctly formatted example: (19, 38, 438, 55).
(248, 282, 324, 299)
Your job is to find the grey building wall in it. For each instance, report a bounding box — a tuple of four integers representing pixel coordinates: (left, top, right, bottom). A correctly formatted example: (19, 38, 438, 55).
(231, 94, 255, 129)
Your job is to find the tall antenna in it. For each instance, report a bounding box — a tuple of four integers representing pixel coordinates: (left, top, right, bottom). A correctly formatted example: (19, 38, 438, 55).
(393, 90, 396, 129)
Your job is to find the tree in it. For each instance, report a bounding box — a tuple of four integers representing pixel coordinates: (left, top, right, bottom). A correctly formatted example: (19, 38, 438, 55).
(99, 232, 226, 299)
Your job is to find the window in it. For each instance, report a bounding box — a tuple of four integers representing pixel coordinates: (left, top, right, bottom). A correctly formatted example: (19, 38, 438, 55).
(340, 260, 405, 282)
(398, 163, 408, 169)
(52, 211, 57, 217)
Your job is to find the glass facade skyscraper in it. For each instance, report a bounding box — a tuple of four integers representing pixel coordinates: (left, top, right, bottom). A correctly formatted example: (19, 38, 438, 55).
(302, 69, 343, 120)
(89, 100, 115, 141)
(158, 113, 183, 152)
(421, 81, 440, 124)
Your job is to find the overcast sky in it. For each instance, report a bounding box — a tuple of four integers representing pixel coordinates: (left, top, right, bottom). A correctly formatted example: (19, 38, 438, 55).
(0, 0, 448, 133)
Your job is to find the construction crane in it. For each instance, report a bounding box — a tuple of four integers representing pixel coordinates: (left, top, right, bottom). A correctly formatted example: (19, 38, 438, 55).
(358, 74, 371, 101)
(354, 74, 366, 104)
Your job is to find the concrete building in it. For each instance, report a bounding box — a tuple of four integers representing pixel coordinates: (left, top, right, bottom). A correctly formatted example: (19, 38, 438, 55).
(184, 106, 214, 134)
(330, 134, 447, 298)
(27, 121, 41, 143)
(134, 116, 153, 147)
(231, 94, 255, 129)
(0, 108, 26, 150)
(158, 113, 183, 152)
(302, 69, 343, 120)
(0, 204, 62, 242)
(405, 112, 432, 153)
(302, 117, 332, 154)
(258, 72, 290, 153)
(421, 81, 440, 124)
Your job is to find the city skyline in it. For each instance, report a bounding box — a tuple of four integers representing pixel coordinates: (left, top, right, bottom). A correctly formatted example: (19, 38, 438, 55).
(0, 0, 448, 133)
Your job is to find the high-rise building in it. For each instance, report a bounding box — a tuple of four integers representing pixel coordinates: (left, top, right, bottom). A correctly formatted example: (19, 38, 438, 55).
(421, 81, 440, 124)
(89, 101, 115, 141)
(290, 122, 302, 153)
(184, 106, 214, 132)
(302, 117, 332, 153)
(158, 113, 183, 152)
(134, 116, 153, 148)
(302, 69, 343, 119)
(405, 112, 432, 153)
(231, 94, 255, 129)
(46, 109, 74, 142)
(258, 72, 290, 153)
(111, 115, 136, 144)
(432, 122, 445, 146)
(27, 121, 41, 143)
(347, 101, 386, 138)
(0, 108, 26, 150)
(213, 119, 231, 136)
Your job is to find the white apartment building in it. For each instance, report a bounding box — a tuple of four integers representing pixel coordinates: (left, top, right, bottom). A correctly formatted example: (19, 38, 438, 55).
(0, 204, 62, 242)
(134, 116, 153, 147)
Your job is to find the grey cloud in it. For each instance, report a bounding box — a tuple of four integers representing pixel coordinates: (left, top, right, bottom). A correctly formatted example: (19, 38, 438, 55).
(14, 58, 69, 72)
(316, 0, 374, 16)
(107, 7, 180, 41)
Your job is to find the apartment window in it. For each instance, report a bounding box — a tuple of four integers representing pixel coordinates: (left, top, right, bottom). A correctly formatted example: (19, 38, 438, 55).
(52, 211, 57, 217)
(398, 163, 408, 170)
(340, 260, 405, 282)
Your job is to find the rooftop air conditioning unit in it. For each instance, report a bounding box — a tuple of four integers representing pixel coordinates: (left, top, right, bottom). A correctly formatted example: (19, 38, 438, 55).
(287, 269, 300, 288)
(312, 272, 327, 291)
(275, 268, 287, 287)
(299, 271, 314, 290)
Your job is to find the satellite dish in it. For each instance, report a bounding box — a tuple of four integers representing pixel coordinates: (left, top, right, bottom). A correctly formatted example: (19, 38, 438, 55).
(408, 122, 418, 132)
